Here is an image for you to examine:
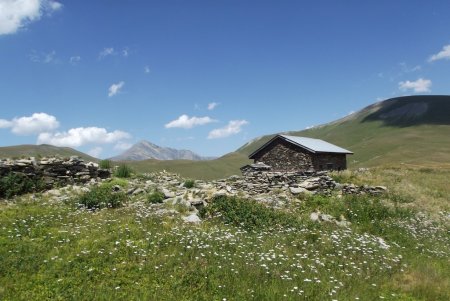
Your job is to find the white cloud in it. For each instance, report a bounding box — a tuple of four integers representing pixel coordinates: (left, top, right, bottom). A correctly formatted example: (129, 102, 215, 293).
(207, 102, 219, 110)
(398, 78, 432, 93)
(122, 47, 129, 57)
(165, 114, 216, 129)
(114, 141, 132, 151)
(87, 146, 102, 158)
(0, 119, 13, 128)
(208, 120, 248, 139)
(0, 0, 62, 35)
(108, 81, 124, 97)
(99, 47, 115, 58)
(69, 56, 81, 64)
(0, 112, 59, 135)
(37, 127, 131, 147)
(428, 45, 450, 62)
(144, 66, 150, 73)
(29, 50, 58, 63)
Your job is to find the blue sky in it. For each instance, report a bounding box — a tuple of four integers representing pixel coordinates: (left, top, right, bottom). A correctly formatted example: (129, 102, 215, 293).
(1, 0, 449, 158)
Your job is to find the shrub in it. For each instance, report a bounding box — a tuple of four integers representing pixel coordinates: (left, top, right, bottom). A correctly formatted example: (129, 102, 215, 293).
(114, 164, 133, 178)
(104, 178, 129, 188)
(77, 184, 127, 210)
(183, 179, 195, 188)
(200, 195, 301, 231)
(0, 172, 45, 199)
(99, 159, 112, 169)
(147, 189, 165, 204)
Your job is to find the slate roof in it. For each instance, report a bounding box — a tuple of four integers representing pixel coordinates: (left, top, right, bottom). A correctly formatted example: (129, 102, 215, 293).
(249, 134, 353, 159)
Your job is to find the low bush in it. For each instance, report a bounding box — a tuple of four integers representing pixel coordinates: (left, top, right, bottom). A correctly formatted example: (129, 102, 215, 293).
(0, 172, 45, 199)
(200, 195, 301, 231)
(147, 189, 165, 204)
(77, 184, 127, 210)
(183, 179, 195, 188)
(114, 164, 133, 178)
(104, 178, 129, 188)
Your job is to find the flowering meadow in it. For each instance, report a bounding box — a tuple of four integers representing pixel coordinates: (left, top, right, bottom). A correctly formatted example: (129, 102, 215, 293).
(0, 170, 449, 300)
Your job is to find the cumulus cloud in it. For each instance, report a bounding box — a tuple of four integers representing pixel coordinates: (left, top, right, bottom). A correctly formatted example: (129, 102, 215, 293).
(165, 114, 216, 129)
(114, 141, 132, 151)
(87, 146, 103, 158)
(29, 50, 58, 63)
(428, 45, 450, 62)
(398, 78, 432, 93)
(108, 81, 124, 97)
(208, 120, 248, 139)
(37, 127, 131, 147)
(99, 47, 115, 58)
(0, 0, 62, 35)
(0, 112, 59, 135)
(207, 102, 219, 110)
(0, 119, 12, 128)
(69, 56, 81, 65)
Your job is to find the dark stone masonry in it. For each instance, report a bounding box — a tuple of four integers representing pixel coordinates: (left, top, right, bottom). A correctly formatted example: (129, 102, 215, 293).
(247, 135, 350, 172)
(251, 138, 314, 171)
(0, 156, 110, 187)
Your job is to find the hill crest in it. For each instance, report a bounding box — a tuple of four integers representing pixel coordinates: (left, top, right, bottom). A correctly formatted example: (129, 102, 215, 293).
(110, 140, 214, 161)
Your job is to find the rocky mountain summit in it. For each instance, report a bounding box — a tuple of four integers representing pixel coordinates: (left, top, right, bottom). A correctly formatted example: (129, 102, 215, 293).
(110, 140, 214, 161)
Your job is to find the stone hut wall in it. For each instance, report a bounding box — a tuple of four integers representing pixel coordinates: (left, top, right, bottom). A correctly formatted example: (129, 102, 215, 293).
(311, 153, 347, 171)
(0, 156, 110, 187)
(252, 138, 314, 171)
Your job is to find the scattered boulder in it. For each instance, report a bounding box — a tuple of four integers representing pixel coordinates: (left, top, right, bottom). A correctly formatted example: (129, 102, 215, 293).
(289, 186, 309, 195)
(182, 213, 201, 224)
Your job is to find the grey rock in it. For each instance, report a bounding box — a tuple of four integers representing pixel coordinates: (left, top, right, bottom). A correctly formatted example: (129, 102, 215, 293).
(310, 212, 320, 222)
(132, 188, 145, 195)
(182, 213, 201, 224)
(289, 186, 308, 195)
(162, 188, 175, 199)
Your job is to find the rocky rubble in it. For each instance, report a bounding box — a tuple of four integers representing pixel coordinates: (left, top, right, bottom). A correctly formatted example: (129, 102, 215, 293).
(1, 159, 388, 225)
(0, 156, 110, 187)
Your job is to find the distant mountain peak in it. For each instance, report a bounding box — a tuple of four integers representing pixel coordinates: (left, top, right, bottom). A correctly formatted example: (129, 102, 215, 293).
(110, 140, 214, 161)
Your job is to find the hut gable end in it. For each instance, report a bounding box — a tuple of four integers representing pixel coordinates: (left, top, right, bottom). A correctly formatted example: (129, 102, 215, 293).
(251, 136, 313, 172)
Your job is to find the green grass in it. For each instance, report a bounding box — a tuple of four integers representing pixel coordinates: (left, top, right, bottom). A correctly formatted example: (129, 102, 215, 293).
(125, 152, 251, 181)
(114, 164, 133, 178)
(0, 168, 449, 300)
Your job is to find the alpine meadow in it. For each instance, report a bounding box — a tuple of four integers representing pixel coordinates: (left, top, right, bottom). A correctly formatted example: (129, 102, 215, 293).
(1, 1, 450, 301)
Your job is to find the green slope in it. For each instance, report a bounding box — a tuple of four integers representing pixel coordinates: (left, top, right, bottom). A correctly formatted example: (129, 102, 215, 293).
(0, 144, 98, 162)
(124, 152, 251, 180)
(238, 95, 450, 169)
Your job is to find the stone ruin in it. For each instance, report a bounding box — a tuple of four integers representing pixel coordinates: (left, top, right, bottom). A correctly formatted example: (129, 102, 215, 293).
(237, 163, 386, 197)
(0, 156, 111, 188)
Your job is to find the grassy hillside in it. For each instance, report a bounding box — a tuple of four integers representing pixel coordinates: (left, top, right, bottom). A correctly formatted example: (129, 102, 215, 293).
(123, 152, 251, 180)
(0, 144, 98, 162)
(238, 95, 450, 169)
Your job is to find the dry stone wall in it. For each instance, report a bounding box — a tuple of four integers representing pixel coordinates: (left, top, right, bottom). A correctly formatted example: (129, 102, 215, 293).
(253, 139, 313, 171)
(0, 156, 110, 187)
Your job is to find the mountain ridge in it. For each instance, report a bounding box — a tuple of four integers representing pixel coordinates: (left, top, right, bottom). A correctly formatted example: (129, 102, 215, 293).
(0, 144, 98, 162)
(110, 140, 215, 161)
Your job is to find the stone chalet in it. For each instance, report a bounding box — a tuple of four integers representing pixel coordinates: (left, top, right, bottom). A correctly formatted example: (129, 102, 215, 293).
(242, 134, 353, 173)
